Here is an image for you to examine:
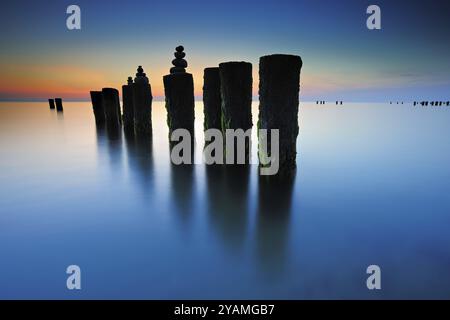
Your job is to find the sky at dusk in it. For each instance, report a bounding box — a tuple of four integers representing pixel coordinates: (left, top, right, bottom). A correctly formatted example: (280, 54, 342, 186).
(0, 0, 449, 101)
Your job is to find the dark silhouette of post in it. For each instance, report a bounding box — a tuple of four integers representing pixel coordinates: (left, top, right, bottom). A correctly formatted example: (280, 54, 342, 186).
(163, 46, 195, 139)
(133, 66, 153, 135)
(90, 91, 105, 125)
(122, 76, 135, 132)
(102, 88, 121, 132)
(55, 98, 63, 111)
(219, 61, 252, 163)
(48, 99, 55, 110)
(258, 54, 302, 175)
(203, 67, 221, 131)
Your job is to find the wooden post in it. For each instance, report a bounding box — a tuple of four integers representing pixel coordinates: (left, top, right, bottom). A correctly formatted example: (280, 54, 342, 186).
(203, 67, 221, 131)
(48, 99, 55, 110)
(122, 77, 135, 132)
(258, 54, 303, 175)
(102, 88, 121, 131)
(90, 91, 105, 125)
(132, 66, 153, 135)
(55, 98, 63, 111)
(163, 46, 195, 139)
(219, 61, 252, 163)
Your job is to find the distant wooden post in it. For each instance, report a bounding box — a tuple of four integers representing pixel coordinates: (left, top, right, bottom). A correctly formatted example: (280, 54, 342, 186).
(55, 98, 63, 111)
(132, 66, 153, 135)
(102, 88, 121, 131)
(122, 77, 135, 132)
(258, 54, 303, 175)
(203, 67, 221, 131)
(48, 99, 55, 110)
(90, 91, 105, 125)
(163, 46, 195, 140)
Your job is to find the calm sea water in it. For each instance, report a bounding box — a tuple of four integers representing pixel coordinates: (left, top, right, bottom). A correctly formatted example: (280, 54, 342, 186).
(1, 101, 450, 299)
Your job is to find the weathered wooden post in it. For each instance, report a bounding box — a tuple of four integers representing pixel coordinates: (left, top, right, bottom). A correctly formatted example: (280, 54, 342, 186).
(102, 88, 121, 132)
(55, 98, 63, 111)
(258, 54, 303, 175)
(163, 46, 195, 140)
(122, 76, 135, 132)
(48, 99, 55, 110)
(203, 67, 222, 131)
(132, 66, 153, 135)
(219, 61, 252, 163)
(90, 91, 105, 125)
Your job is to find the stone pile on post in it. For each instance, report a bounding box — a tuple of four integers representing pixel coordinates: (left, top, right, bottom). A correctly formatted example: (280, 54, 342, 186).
(258, 54, 302, 176)
(133, 66, 153, 135)
(90, 91, 105, 125)
(163, 46, 195, 141)
(122, 76, 135, 132)
(219, 61, 253, 163)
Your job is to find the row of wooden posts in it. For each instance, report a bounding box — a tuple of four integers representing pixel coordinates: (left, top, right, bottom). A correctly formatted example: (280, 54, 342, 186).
(48, 98, 64, 111)
(413, 101, 450, 106)
(87, 48, 303, 174)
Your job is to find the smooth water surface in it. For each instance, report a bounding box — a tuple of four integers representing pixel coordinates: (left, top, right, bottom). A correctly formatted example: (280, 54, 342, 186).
(1, 101, 450, 299)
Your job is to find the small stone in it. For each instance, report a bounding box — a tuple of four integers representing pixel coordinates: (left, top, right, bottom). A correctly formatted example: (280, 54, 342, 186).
(134, 66, 149, 84)
(170, 66, 186, 73)
(176, 45, 184, 52)
(172, 58, 187, 68)
(175, 51, 186, 59)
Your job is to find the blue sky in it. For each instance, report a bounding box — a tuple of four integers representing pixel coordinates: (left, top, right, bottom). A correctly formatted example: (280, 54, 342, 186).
(0, 0, 449, 101)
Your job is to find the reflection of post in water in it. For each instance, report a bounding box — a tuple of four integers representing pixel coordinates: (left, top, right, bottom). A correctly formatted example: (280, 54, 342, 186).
(170, 160, 195, 221)
(124, 128, 154, 194)
(256, 173, 295, 274)
(95, 122, 123, 170)
(205, 165, 250, 250)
